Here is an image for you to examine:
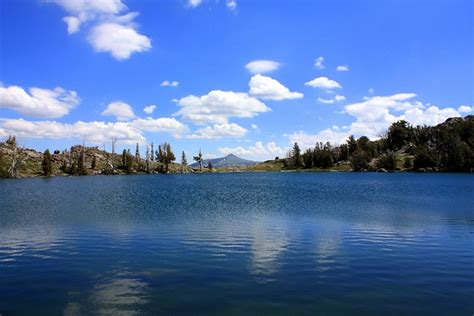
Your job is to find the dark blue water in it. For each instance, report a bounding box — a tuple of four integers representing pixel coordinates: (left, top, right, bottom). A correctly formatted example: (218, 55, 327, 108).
(0, 173, 473, 315)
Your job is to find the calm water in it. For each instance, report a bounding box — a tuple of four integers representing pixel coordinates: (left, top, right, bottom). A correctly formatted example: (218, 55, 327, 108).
(0, 173, 473, 315)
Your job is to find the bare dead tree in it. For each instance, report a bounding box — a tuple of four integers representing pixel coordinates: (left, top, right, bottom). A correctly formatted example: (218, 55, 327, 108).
(111, 137, 117, 171)
(8, 146, 27, 178)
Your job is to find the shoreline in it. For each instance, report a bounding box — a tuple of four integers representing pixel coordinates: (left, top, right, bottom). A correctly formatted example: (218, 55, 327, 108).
(2, 168, 472, 180)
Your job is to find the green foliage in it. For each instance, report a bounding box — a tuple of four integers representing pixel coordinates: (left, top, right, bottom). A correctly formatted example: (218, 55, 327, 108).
(403, 157, 413, 169)
(158, 142, 176, 173)
(377, 152, 397, 171)
(0, 151, 9, 178)
(120, 149, 134, 174)
(42, 149, 53, 176)
(386, 120, 413, 151)
(313, 142, 334, 168)
(181, 151, 188, 172)
(302, 149, 313, 169)
(350, 150, 369, 171)
(77, 148, 87, 175)
(291, 142, 302, 168)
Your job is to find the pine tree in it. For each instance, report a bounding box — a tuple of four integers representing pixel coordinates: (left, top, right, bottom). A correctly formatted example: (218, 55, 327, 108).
(181, 151, 188, 173)
(158, 142, 175, 173)
(208, 161, 213, 172)
(42, 149, 53, 176)
(77, 145, 87, 175)
(122, 149, 127, 169)
(151, 142, 155, 162)
(145, 144, 150, 173)
(135, 143, 141, 171)
(292, 142, 302, 168)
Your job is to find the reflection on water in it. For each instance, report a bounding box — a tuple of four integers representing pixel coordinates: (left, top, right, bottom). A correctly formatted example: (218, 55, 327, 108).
(92, 271, 150, 316)
(250, 218, 289, 279)
(0, 173, 473, 315)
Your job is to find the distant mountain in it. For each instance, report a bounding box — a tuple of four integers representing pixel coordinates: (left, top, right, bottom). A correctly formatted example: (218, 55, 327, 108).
(190, 154, 258, 168)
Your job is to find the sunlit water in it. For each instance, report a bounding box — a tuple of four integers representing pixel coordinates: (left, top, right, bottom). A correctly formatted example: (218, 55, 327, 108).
(1, 173, 473, 315)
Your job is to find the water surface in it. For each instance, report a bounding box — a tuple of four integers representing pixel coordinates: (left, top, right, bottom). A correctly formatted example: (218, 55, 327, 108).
(1, 173, 473, 315)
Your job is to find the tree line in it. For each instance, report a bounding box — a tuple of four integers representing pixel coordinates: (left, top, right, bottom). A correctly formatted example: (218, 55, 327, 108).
(285, 116, 473, 172)
(0, 137, 213, 177)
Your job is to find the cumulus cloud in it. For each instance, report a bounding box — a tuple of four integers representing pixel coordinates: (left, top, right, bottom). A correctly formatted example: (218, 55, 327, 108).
(161, 80, 179, 87)
(50, 0, 151, 60)
(305, 77, 342, 90)
(336, 65, 349, 71)
(129, 117, 188, 137)
(101, 101, 136, 121)
(188, 123, 247, 139)
(88, 22, 151, 60)
(317, 95, 345, 104)
(245, 60, 280, 74)
(314, 56, 324, 69)
(143, 105, 156, 114)
(248, 74, 303, 100)
(0, 119, 144, 144)
(218, 141, 286, 160)
(288, 93, 463, 147)
(62, 16, 81, 34)
(187, 0, 203, 8)
(458, 105, 472, 113)
(0, 85, 79, 118)
(0, 117, 188, 144)
(175, 90, 270, 124)
(226, 0, 237, 10)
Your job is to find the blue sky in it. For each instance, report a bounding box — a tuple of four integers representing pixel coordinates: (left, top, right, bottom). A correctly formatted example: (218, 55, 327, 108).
(0, 0, 472, 160)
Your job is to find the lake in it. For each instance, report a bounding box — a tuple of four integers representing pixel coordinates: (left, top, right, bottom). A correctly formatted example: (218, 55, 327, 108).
(0, 173, 473, 315)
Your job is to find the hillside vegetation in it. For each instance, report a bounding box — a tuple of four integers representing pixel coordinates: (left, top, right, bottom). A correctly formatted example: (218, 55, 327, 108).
(1, 116, 472, 178)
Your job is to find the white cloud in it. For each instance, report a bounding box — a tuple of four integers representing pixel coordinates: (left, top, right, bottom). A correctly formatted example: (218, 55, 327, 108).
(245, 60, 280, 74)
(336, 65, 349, 71)
(317, 95, 345, 104)
(143, 105, 156, 114)
(88, 22, 151, 60)
(248, 74, 303, 100)
(62, 16, 81, 34)
(0, 117, 188, 144)
(305, 77, 342, 90)
(0, 85, 79, 118)
(161, 80, 179, 87)
(458, 105, 472, 113)
(226, 0, 237, 10)
(101, 101, 136, 121)
(51, 0, 151, 60)
(218, 141, 286, 160)
(0, 119, 144, 144)
(401, 106, 461, 127)
(251, 123, 258, 129)
(289, 93, 463, 147)
(51, 0, 127, 17)
(188, 123, 247, 139)
(175, 90, 270, 124)
(187, 0, 202, 8)
(130, 117, 188, 138)
(314, 56, 324, 69)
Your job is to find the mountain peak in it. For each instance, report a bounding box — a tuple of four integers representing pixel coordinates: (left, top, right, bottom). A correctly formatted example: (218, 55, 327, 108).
(190, 154, 257, 168)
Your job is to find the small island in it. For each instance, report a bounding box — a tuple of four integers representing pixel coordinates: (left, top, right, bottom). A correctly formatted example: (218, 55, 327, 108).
(1, 116, 472, 178)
